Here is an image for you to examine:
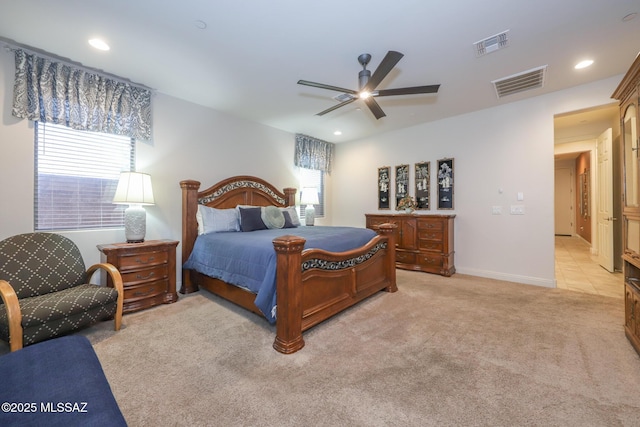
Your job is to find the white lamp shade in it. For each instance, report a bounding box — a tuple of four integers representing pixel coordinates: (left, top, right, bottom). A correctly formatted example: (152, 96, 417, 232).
(300, 187, 319, 205)
(113, 172, 155, 205)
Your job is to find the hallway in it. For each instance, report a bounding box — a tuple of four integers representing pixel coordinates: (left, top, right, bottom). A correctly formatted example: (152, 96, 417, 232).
(555, 235, 623, 298)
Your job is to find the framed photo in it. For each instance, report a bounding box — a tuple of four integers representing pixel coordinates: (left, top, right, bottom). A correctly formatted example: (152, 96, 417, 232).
(378, 166, 391, 209)
(437, 158, 454, 210)
(415, 162, 430, 210)
(395, 164, 409, 209)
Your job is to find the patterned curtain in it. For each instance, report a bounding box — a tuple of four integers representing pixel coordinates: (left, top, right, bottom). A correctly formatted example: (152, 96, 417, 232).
(12, 49, 152, 141)
(294, 134, 335, 174)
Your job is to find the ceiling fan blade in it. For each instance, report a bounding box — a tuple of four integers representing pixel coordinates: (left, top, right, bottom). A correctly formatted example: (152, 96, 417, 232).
(363, 51, 404, 92)
(316, 98, 357, 116)
(364, 97, 386, 120)
(298, 80, 358, 95)
(376, 84, 440, 97)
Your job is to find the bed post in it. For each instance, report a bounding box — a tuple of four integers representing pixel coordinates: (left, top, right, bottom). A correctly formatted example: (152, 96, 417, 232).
(376, 223, 398, 293)
(180, 180, 201, 294)
(283, 188, 296, 207)
(272, 235, 306, 354)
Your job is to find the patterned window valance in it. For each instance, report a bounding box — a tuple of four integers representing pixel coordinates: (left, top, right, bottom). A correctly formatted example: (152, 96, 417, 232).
(12, 49, 152, 141)
(294, 134, 335, 174)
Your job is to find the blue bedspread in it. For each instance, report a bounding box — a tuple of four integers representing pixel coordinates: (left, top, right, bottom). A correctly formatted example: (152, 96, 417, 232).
(183, 226, 377, 323)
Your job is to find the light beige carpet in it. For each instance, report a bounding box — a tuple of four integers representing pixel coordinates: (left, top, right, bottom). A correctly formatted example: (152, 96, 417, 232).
(4, 270, 640, 426)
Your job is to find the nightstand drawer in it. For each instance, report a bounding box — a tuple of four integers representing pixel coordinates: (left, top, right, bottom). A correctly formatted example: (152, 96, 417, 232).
(124, 280, 168, 301)
(120, 265, 168, 286)
(119, 250, 169, 270)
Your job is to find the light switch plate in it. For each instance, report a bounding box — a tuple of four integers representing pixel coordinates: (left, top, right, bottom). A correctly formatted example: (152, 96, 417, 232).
(510, 205, 525, 215)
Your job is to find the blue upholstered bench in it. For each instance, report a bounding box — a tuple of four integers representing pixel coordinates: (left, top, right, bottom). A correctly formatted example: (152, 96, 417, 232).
(0, 335, 126, 426)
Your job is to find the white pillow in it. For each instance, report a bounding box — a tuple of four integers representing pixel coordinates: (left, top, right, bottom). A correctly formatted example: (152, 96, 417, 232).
(196, 205, 240, 234)
(279, 206, 301, 226)
(261, 206, 285, 229)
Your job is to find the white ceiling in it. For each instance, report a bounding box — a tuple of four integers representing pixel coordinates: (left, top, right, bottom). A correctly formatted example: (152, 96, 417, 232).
(1, 1, 639, 143)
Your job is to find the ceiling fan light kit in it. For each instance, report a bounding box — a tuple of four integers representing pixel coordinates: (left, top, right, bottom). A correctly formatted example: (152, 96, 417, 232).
(298, 51, 440, 120)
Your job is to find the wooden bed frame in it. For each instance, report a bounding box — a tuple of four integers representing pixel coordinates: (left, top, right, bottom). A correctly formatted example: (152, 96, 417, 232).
(180, 175, 397, 354)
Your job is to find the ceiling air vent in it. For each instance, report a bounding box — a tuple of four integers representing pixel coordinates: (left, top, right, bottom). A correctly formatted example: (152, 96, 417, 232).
(491, 65, 547, 98)
(333, 93, 353, 102)
(474, 30, 509, 56)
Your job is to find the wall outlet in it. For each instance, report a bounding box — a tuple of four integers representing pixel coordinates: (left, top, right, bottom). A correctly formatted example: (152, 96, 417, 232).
(510, 205, 525, 215)
(492, 206, 502, 215)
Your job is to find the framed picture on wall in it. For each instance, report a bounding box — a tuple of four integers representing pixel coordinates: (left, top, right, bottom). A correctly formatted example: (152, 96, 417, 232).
(378, 166, 391, 209)
(415, 162, 430, 210)
(395, 164, 409, 209)
(437, 158, 454, 210)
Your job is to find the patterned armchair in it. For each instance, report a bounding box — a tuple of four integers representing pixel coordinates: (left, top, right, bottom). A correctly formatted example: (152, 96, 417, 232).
(0, 233, 123, 351)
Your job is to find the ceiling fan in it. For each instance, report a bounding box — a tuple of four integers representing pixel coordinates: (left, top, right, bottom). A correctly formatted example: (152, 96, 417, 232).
(298, 51, 440, 120)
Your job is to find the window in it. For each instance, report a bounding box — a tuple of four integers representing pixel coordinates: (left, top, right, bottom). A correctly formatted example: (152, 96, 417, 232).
(35, 122, 135, 231)
(299, 168, 324, 218)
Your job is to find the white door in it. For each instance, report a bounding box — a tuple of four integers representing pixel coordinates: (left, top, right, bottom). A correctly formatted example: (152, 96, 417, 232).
(597, 128, 614, 272)
(554, 167, 573, 235)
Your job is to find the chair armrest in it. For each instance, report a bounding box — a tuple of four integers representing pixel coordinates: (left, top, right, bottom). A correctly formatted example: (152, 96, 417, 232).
(86, 263, 124, 331)
(0, 280, 23, 351)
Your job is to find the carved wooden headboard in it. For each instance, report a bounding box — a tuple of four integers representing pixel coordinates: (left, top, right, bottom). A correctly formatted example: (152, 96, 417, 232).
(180, 175, 297, 267)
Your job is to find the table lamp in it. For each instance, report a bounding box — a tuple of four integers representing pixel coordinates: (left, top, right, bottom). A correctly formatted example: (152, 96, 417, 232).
(300, 187, 319, 226)
(113, 172, 155, 243)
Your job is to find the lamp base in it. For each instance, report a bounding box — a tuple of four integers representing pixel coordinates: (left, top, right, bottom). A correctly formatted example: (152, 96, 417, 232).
(305, 205, 315, 226)
(124, 205, 146, 243)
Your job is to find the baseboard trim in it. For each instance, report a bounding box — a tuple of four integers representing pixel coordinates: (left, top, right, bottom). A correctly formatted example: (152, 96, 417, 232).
(455, 267, 555, 288)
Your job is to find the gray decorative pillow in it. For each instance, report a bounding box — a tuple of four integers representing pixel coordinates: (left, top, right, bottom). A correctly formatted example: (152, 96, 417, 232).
(279, 207, 301, 226)
(261, 205, 286, 229)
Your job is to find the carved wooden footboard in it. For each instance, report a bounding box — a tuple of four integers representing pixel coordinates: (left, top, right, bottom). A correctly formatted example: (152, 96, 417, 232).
(180, 176, 396, 354)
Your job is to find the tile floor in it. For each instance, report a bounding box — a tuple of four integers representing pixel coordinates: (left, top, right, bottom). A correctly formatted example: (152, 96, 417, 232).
(555, 235, 623, 298)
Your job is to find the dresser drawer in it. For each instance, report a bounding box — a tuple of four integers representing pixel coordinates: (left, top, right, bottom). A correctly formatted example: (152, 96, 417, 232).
(417, 253, 443, 269)
(396, 250, 416, 264)
(417, 219, 443, 231)
(418, 229, 443, 241)
(124, 279, 168, 301)
(120, 265, 169, 286)
(118, 250, 169, 270)
(418, 239, 443, 252)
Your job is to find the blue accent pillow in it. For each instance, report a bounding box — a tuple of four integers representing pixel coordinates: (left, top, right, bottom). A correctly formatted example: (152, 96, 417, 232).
(282, 210, 297, 228)
(239, 207, 267, 232)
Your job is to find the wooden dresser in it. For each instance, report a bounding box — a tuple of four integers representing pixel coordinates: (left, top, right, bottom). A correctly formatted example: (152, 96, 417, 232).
(613, 54, 640, 356)
(97, 240, 179, 313)
(366, 213, 455, 276)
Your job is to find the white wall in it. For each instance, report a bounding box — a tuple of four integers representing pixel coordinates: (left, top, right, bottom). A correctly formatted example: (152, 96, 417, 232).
(0, 48, 298, 289)
(331, 76, 623, 287)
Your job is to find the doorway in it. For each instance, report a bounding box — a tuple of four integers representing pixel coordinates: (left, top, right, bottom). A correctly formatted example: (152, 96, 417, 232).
(554, 104, 623, 297)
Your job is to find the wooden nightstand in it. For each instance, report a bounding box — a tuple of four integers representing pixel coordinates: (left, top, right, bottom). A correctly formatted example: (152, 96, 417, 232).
(97, 240, 179, 313)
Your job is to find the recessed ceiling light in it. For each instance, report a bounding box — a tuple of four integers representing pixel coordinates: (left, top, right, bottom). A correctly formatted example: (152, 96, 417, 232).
(333, 130, 342, 136)
(574, 59, 593, 69)
(194, 20, 207, 30)
(88, 38, 110, 51)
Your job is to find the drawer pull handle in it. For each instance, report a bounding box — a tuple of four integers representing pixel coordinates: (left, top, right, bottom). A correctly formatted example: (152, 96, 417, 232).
(133, 288, 156, 297)
(136, 272, 155, 280)
(135, 256, 155, 263)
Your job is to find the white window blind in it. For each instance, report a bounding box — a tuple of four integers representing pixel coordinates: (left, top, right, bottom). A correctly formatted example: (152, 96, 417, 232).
(35, 122, 135, 231)
(299, 168, 324, 218)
